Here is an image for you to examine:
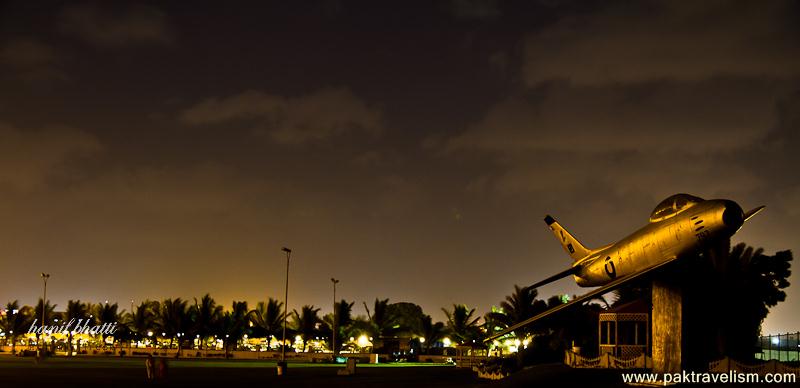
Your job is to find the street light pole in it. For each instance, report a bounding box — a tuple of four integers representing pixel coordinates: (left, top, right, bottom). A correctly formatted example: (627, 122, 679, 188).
(279, 247, 291, 374)
(40, 273, 50, 357)
(331, 278, 339, 358)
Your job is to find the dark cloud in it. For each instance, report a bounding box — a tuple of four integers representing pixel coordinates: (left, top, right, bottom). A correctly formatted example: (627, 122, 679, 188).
(523, 1, 800, 85)
(180, 88, 383, 145)
(447, 0, 502, 21)
(0, 37, 56, 67)
(0, 123, 102, 191)
(59, 3, 172, 47)
(446, 79, 788, 154)
(0, 37, 66, 82)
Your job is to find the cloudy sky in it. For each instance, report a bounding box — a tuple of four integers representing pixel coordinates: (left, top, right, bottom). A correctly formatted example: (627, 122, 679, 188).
(0, 0, 797, 333)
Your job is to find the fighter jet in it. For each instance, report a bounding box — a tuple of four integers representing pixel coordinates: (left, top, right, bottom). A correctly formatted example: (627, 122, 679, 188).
(485, 193, 764, 342)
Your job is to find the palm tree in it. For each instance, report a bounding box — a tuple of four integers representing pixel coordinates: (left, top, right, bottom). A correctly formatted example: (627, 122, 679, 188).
(125, 300, 158, 347)
(292, 305, 321, 352)
(364, 298, 398, 338)
(33, 298, 56, 327)
(219, 301, 251, 357)
(442, 304, 481, 345)
(1, 301, 32, 354)
(62, 300, 89, 356)
(158, 298, 190, 355)
(694, 241, 793, 360)
(251, 298, 284, 349)
(323, 299, 354, 353)
(419, 314, 445, 354)
(190, 294, 222, 350)
(92, 302, 120, 345)
(485, 285, 547, 340)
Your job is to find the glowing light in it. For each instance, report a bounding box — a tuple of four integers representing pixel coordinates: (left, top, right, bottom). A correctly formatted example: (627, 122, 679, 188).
(771, 337, 780, 345)
(443, 337, 452, 347)
(418, 337, 425, 343)
(147, 331, 153, 337)
(357, 335, 370, 348)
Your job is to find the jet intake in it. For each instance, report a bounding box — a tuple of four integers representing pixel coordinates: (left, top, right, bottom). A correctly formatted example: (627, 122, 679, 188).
(722, 201, 744, 231)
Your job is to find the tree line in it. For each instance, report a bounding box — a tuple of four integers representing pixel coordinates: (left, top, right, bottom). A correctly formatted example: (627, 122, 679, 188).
(1, 242, 792, 364)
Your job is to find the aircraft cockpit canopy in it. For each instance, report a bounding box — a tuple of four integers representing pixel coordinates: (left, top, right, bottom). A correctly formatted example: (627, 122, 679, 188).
(649, 194, 705, 223)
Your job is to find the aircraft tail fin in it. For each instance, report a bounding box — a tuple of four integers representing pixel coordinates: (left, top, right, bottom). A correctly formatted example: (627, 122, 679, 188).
(544, 215, 591, 261)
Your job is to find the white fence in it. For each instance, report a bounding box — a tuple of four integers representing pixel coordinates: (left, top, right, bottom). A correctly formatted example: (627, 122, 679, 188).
(564, 350, 652, 369)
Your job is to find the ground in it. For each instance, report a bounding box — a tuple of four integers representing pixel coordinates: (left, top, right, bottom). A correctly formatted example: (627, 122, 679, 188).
(0, 356, 795, 387)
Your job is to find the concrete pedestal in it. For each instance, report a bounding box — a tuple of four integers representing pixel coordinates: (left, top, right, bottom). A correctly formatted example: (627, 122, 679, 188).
(652, 279, 682, 374)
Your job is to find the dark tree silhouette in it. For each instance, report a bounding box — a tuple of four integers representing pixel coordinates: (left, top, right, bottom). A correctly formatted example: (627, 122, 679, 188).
(419, 314, 446, 354)
(683, 240, 792, 365)
(33, 298, 56, 327)
(292, 305, 321, 352)
(386, 302, 425, 336)
(159, 298, 190, 355)
(92, 302, 120, 344)
(250, 298, 284, 349)
(63, 300, 89, 355)
(1, 301, 32, 354)
(365, 298, 399, 338)
(191, 294, 222, 350)
(485, 285, 547, 340)
(219, 301, 250, 357)
(125, 300, 158, 346)
(443, 304, 482, 344)
(322, 299, 354, 353)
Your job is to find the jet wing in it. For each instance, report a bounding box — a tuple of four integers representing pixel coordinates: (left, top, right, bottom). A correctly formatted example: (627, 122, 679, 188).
(744, 206, 765, 222)
(526, 266, 580, 290)
(484, 255, 680, 343)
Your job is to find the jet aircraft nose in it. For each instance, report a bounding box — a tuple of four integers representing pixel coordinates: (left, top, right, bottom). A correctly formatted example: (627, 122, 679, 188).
(722, 200, 744, 231)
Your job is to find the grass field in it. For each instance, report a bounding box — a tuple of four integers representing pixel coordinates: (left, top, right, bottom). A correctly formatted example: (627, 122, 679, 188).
(3, 355, 793, 387)
(0, 355, 484, 387)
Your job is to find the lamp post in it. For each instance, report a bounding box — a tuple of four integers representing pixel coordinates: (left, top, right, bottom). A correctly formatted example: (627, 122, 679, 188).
(278, 247, 291, 375)
(331, 278, 339, 359)
(40, 273, 50, 358)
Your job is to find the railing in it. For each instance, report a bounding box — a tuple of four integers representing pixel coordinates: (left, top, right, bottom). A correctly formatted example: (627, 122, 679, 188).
(600, 344, 647, 358)
(564, 350, 652, 369)
(756, 332, 799, 362)
(709, 357, 800, 376)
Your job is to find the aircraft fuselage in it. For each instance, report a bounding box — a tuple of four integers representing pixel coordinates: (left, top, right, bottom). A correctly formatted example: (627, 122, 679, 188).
(568, 199, 745, 287)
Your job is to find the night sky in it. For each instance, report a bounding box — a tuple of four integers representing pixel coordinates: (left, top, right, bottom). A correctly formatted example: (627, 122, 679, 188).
(1, 1, 798, 333)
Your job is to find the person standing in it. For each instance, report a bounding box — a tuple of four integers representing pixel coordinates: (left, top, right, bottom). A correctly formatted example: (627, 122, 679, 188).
(145, 354, 154, 381)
